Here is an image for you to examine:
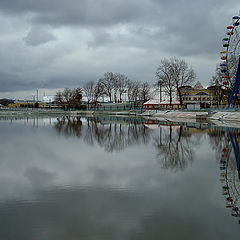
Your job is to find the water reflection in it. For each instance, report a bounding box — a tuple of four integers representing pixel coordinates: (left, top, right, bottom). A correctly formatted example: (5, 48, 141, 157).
(1, 116, 240, 239)
(54, 116, 151, 152)
(54, 116, 196, 171)
(53, 116, 240, 174)
(55, 116, 83, 138)
(218, 129, 240, 224)
(153, 125, 194, 172)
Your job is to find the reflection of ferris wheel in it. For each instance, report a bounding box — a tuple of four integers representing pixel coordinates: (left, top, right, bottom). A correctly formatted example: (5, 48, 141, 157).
(220, 15, 240, 107)
(219, 130, 240, 224)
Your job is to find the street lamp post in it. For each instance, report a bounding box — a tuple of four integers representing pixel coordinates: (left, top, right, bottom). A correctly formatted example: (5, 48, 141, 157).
(158, 80, 163, 103)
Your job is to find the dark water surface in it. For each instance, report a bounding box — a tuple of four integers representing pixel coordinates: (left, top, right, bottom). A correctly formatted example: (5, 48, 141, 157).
(0, 116, 239, 240)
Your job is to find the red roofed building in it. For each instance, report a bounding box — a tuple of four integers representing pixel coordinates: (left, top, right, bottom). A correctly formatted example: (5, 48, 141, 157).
(143, 99, 182, 110)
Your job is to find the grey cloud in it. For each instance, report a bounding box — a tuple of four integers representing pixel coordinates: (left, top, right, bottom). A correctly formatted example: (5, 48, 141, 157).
(0, 71, 39, 92)
(0, 79, 38, 92)
(80, 0, 228, 57)
(0, 0, 149, 26)
(41, 75, 92, 89)
(23, 27, 57, 46)
(88, 30, 113, 48)
(0, 74, 92, 92)
(0, 0, 239, 94)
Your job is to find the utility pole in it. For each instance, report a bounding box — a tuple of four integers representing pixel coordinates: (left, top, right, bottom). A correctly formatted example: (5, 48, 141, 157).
(36, 89, 39, 102)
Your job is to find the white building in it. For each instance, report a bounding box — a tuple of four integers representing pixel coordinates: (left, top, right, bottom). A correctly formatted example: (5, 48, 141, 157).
(43, 96, 55, 103)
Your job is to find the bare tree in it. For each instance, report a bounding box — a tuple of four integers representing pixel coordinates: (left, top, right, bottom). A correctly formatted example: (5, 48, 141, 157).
(98, 72, 115, 102)
(93, 82, 105, 105)
(156, 59, 176, 105)
(140, 81, 151, 102)
(55, 90, 63, 105)
(156, 57, 196, 106)
(62, 88, 73, 109)
(113, 74, 119, 103)
(71, 88, 83, 108)
(210, 64, 222, 86)
(127, 80, 140, 102)
(55, 87, 83, 109)
(174, 58, 196, 106)
(83, 81, 95, 109)
(210, 64, 225, 105)
(115, 73, 128, 102)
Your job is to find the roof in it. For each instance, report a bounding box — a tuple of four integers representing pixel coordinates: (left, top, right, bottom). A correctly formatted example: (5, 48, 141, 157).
(179, 85, 193, 89)
(207, 85, 221, 90)
(143, 99, 181, 105)
(194, 81, 204, 89)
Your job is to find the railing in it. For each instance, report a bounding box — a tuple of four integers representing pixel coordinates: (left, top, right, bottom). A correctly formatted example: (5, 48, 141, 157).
(2, 104, 240, 113)
(87, 105, 144, 112)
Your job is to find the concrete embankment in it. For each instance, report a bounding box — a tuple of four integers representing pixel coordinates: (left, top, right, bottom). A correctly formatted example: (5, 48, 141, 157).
(142, 110, 240, 123)
(208, 111, 240, 122)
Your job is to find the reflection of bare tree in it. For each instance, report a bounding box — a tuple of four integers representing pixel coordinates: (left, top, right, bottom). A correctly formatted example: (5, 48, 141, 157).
(83, 118, 96, 146)
(88, 118, 152, 152)
(154, 126, 193, 172)
(54, 116, 152, 152)
(55, 116, 83, 138)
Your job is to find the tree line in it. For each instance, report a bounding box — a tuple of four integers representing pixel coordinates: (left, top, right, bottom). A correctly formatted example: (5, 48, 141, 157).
(55, 57, 196, 108)
(83, 72, 152, 105)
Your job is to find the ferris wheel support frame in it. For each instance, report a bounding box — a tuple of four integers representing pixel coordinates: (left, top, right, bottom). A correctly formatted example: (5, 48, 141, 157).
(228, 56, 240, 108)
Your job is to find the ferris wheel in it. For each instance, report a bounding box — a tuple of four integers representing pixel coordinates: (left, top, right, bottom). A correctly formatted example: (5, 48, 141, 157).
(220, 15, 240, 107)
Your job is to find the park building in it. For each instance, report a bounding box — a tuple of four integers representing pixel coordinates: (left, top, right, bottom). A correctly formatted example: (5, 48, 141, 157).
(180, 81, 225, 109)
(8, 100, 61, 109)
(143, 81, 226, 111)
(8, 100, 45, 108)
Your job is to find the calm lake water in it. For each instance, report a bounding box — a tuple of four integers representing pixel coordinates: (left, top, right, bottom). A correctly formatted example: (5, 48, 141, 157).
(0, 116, 239, 239)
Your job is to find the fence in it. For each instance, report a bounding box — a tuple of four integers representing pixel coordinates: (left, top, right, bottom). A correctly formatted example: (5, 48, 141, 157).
(87, 104, 144, 112)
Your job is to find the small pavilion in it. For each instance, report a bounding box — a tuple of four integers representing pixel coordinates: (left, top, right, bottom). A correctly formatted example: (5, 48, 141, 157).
(143, 99, 181, 110)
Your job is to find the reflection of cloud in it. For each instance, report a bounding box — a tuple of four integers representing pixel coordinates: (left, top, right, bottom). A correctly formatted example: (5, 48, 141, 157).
(0, 117, 240, 238)
(144, 124, 159, 130)
(25, 168, 57, 189)
(0, 184, 238, 240)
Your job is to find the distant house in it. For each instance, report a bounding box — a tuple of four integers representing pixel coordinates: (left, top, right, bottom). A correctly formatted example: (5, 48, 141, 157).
(0, 98, 14, 107)
(143, 99, 181, 110)
(8, 100, 44, 108)
(43, 96, 55, 103)
(180, 81, 224, 108)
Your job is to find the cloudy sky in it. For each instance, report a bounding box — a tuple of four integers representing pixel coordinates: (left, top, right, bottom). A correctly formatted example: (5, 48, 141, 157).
(0, 0, 240, 99)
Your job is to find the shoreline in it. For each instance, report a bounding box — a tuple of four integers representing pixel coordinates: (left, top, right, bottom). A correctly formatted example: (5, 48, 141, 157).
(146, 110, 240, 122)
(0, 108, 239, 126)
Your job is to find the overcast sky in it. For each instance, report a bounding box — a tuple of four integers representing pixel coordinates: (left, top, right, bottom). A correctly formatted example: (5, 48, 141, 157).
(0, 0, 240, 99)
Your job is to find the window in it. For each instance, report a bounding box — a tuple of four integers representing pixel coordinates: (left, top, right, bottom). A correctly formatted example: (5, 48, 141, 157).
(196, 92, 208, 96)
